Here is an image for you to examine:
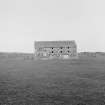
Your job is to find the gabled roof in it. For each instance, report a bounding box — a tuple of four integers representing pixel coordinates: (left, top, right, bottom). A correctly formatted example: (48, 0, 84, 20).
(34, 40, 77, 48)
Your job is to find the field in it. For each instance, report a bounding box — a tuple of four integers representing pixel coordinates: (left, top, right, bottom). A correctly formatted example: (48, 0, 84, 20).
(0, 53, 105, 105)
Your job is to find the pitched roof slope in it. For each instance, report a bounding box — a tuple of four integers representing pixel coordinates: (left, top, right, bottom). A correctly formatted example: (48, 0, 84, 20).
(34, 40, 77, 48)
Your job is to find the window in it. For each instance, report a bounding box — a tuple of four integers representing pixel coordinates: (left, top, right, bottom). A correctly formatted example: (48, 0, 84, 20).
(60, 47, 63, 49)
(68, 51, 70, 53)
(60, 51, 62, 53)
(52, 51, 54, 53)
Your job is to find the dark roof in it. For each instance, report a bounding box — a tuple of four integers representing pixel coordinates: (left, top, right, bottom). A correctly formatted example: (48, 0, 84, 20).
(34, 40, 77, 48)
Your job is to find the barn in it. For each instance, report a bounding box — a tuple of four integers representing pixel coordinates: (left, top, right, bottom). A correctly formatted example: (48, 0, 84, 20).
(34, 40, 78, 59)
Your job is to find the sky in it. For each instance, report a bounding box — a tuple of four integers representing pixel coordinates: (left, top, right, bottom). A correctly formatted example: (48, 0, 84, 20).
(0, 0, 105, 53)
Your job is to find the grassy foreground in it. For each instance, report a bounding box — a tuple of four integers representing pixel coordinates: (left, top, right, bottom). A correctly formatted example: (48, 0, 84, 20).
(0, 55, 105, 105)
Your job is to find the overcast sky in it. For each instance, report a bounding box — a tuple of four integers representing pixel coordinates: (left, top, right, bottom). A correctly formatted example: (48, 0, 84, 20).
(0, 0, 105, 53)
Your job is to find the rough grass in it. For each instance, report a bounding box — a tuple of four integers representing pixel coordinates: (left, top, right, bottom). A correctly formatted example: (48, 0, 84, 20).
(0, 56, 105, 105)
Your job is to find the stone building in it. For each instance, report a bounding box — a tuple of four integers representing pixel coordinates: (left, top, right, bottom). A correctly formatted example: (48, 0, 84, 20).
(34, 40, 78, 59)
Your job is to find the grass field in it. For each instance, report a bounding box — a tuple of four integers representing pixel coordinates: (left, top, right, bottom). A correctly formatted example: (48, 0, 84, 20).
(0, 54, 105, 105)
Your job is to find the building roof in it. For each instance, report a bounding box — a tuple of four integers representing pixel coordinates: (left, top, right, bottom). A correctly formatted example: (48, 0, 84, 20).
(34, 40, 77, 48)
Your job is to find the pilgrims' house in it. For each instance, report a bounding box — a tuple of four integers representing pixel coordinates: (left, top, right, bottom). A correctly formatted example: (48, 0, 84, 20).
(34, 40, 78, 59)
